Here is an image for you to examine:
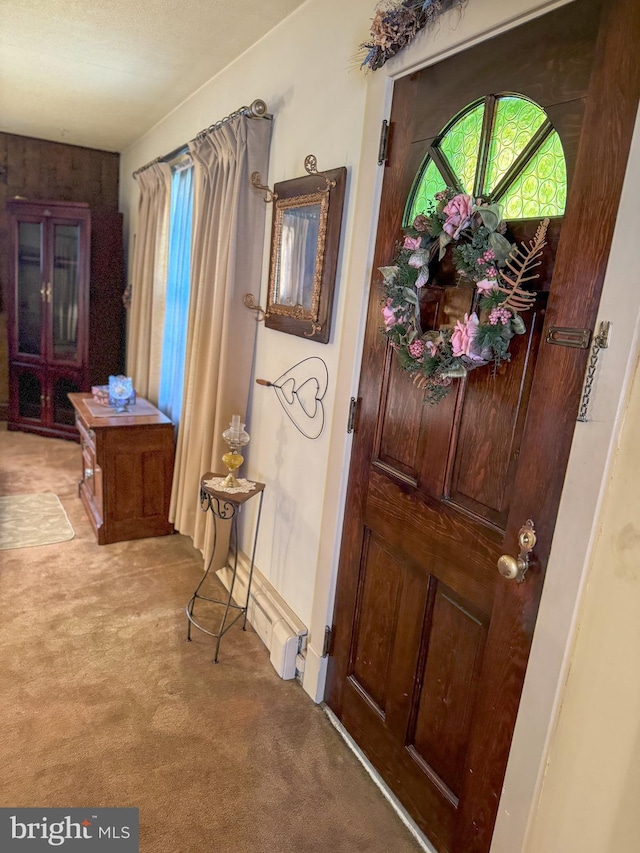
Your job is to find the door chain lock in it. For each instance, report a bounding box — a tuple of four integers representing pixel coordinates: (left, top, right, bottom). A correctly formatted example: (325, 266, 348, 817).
(497, 519, 537, 583)
(577, 320, 610, 423)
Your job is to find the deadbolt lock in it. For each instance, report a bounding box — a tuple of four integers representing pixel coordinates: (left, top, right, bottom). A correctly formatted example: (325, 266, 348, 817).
(497, 519, 536, 583)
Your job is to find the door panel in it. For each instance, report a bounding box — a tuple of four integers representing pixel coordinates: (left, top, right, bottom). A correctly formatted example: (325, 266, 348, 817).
(448, 306, 542, 527)
(326, 2, 640, 852)
(412, 585, 486, 795)
(12, 364, 45, 423)
(349, 532, 404, 715)
(50, 370, 83, 431)
(376, 353, 423, 484)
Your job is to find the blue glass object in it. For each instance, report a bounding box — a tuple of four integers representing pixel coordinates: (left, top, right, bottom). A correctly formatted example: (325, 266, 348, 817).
(108, 375, 134, 413)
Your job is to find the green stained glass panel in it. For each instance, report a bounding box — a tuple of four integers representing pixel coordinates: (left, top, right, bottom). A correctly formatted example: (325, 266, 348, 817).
(484, 97, 546, 194)
(439, 102, 485, 194)
(404, 95, 567, 225)
(499, 130, 567, 219)
(405, 158, 447, 224)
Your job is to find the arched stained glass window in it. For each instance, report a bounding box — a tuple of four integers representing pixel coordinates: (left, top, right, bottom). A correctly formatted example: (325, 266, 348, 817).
(405, 94, 567, 225)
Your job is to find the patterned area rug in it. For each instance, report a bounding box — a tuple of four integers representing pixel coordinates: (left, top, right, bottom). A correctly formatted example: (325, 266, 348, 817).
(0, 494, 75, 550)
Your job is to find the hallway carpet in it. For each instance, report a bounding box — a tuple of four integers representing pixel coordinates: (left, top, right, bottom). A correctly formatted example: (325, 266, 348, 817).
(0, 427, 422, 853)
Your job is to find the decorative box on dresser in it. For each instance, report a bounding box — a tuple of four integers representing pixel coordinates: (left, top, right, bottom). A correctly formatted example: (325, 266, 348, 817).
(69, 393, 175, 545)
(6, 198, 124, 439)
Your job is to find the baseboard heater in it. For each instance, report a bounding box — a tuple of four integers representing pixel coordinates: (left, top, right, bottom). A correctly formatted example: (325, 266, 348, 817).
(216, 551, 307, 680)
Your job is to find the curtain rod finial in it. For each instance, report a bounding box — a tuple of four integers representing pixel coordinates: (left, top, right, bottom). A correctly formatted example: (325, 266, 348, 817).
(249, 99, 268, 118)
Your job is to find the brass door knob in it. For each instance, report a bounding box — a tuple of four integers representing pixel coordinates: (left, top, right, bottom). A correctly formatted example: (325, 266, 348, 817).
(497, 554, 525, 580)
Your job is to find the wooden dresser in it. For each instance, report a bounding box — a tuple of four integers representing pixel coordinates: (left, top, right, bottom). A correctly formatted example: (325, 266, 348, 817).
(69, 393, 175, 545)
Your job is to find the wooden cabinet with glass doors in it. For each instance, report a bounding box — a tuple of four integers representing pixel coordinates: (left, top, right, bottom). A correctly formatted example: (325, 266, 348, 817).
(6, 199, 124, 439)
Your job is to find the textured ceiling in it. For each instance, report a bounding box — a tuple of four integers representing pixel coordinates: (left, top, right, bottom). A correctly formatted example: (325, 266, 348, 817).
(0, 0, 306, 152)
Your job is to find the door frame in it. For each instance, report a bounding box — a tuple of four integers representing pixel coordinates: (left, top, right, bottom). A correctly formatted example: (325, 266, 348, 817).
(303, 0, 640, 850)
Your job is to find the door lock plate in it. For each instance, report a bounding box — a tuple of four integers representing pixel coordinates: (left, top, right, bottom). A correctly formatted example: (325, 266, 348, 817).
(498, 519, 536, 583)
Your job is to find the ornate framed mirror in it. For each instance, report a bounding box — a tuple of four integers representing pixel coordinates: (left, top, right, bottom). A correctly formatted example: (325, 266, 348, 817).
(265, 160, 346, 343)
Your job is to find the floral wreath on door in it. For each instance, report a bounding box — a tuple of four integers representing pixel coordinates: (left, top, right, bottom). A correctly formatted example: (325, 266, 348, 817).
(380, 188, 549, 402)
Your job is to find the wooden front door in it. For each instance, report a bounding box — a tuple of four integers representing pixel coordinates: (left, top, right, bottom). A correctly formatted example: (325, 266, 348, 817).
(325, 2, 640, 852)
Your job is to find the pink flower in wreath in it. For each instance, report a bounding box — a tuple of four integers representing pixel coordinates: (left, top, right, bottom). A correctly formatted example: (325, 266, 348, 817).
(382, 298, 400, 329)
(408, 339, 425, 359)
(476, 278, 497, 294)
(451, 312, 479, 357)
(425, 340, 439, 356)
(442, 193, 473, 240)
(403, 235, 422, 251)
(489, 306, 511, 326)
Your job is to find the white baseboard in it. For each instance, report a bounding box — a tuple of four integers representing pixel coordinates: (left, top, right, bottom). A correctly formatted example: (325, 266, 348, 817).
(216, 551, 307, 680)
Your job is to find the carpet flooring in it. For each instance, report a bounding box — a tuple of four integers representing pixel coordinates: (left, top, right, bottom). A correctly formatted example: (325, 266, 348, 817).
(0, 427, 423, 853)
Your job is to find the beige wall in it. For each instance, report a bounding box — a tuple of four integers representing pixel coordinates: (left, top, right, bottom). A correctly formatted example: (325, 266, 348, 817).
(120, 0, 371, 632)
(525, 346, 640, 852)
(119, 0, 640, 850)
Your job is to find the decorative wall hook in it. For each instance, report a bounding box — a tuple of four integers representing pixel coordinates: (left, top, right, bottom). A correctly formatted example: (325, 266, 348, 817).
(256, 357, 329, 440)
(243, 293, 269, 321)
(304, 154, 336, 193)
(251, 171, 277, 203)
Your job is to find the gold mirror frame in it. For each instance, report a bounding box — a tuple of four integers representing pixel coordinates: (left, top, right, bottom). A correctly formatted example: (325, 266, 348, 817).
(264, 164, 346, 343)
(268, 190, 329, 333)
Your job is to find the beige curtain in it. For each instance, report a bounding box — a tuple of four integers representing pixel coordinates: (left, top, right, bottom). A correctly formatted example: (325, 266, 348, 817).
(127, 161, 172, 402)
(170, 115, 271, 558)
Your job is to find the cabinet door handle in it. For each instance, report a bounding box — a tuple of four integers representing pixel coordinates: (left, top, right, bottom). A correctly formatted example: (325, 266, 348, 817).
(84, 468, 94, 480)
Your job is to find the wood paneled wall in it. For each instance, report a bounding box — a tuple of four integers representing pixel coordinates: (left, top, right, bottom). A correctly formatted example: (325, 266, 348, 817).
(0, 132, 120, 416)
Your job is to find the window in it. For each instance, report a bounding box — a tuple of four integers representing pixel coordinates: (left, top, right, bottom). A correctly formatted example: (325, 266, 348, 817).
(405, 94, 567, 224)
(158, 158, 193, 429)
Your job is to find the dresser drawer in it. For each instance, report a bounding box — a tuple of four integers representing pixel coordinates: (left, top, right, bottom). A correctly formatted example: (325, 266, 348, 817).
(76, 412, 103, 522)
(76, 413, 95, 453)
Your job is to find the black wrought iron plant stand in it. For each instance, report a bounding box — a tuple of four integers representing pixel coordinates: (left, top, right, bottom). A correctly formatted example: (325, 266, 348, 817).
(186, 474, 265, 663)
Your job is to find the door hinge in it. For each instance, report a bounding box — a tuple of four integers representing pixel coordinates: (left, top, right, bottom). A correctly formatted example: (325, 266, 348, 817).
(378, 119, 390, 166)
(347, 397, 358, 434)
(322, 625, 332, 658)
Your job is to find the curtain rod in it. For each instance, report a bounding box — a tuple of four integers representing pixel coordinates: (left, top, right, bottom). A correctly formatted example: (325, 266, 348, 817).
(132, 99, 270, 178)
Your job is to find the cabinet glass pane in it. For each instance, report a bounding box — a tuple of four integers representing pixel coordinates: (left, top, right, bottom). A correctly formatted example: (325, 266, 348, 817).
(17, 222, 43, 356)
(53, 224, 80, 360)
(52, 376, 81, 426)
(18, 372, 42, 420)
